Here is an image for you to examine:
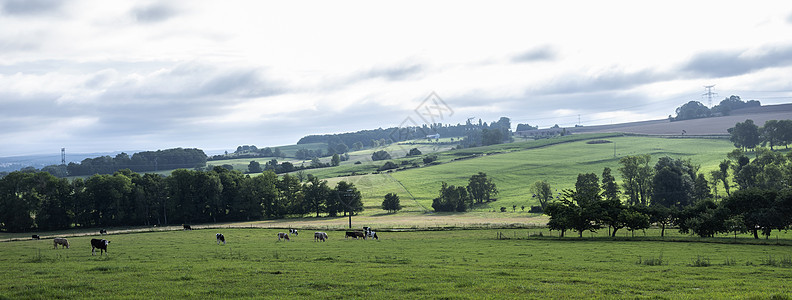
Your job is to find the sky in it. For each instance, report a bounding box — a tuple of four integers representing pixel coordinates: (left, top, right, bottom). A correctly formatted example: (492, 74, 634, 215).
(2, 1, 792, 157)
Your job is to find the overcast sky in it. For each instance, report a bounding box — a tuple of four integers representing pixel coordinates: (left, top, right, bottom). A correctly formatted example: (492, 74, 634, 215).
(2, 1, 792, 157)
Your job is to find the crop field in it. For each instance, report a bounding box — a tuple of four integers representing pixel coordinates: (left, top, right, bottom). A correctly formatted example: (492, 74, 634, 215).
(2, 229, 791, 299)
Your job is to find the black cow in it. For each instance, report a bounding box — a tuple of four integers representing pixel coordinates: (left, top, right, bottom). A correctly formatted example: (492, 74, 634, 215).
(345, 231, 365, 239)
(91, 239, 110, 256)
(183, 224, 192, 230)
(32, 235, 40, 240)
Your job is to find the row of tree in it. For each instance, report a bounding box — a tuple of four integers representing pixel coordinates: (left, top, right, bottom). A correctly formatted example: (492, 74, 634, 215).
(672, 95, 760, 121)
(0, 167, 364, 232)
(56, 148, 207, 177)
(728, 119, 792, 151)
(297, 117, 514, 149)
(545, 148, 792, 239)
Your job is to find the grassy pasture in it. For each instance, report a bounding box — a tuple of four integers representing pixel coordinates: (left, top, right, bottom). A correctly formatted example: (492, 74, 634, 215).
(330, 135, 736, 215)
(2, 229, 791, 299)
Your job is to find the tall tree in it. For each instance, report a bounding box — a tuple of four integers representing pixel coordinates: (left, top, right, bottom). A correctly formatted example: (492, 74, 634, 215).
(728, 119, 761, 151)
(651, 157, 696, 208)
(601, 167, 620, 202)
(303, 177, 330, 217)
(619, 154, 653, 206)
(467, 172, 497, 204)
(530, 180, 553, 211)
(382, 193, 402, 213)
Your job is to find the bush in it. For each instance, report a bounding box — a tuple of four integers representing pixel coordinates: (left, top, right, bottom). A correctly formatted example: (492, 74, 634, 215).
(372, 150, 391, 161)
(378, 161, 398, 171)
(407, 148, 422, 156)
(422, 155, 438, 164)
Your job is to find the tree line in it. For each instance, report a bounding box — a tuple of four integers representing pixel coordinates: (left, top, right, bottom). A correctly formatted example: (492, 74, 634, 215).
(672, 95, 760, 121)
(55, 148, 207, 177)
(545, 148, 792, 239)
(297, 117, 514, 148)
(0, 167, 363, 232)
(728, 119, 792, 151)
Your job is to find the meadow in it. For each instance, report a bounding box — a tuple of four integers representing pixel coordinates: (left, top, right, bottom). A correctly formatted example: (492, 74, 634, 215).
(320, 135, 738, 216)
(2, 228, 791, 299)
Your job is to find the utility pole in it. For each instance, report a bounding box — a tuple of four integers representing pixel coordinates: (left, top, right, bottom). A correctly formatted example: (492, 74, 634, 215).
(61, 148, 66, 165)
(703, 85, 717, 108)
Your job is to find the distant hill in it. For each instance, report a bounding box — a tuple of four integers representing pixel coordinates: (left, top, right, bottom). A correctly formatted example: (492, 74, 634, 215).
(517, 103, 792, 137)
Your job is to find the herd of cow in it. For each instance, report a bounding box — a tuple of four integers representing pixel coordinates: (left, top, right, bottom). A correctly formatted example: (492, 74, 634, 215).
(32, 226, 379, 255)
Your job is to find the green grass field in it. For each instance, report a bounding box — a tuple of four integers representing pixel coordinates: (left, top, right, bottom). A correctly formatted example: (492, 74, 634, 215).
(323, 135, 737, 216)
(2, 229, 791, 299)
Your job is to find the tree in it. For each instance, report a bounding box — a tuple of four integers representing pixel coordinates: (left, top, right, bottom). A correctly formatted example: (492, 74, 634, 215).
(728, 119, 760, 151)
(432, 182, 472, 212)
(467, 172, 497, 204)
(530, 180, 553, 211)
(674, 101, 711, 121)
(382, 193, 402, 213)
(407, 148, 422, 156)
(621, 209, 650, 237)
(302, 177, 330, 217)
(371, 150, 391, 161)
(693, 173, 712, 201)
(619, 154, 653, 206)
(546, 174, 603, 237)
(331, 154, 341, 167)
(760, 120, 783, 150)
(248, 161, 262, 173)
(600, 167, 620, 203)
(651, 157, 696, 208)
(334, 181, 363, 216)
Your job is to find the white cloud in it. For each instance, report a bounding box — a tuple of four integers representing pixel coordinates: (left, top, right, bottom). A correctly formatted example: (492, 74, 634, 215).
(2, 0, 792, 156)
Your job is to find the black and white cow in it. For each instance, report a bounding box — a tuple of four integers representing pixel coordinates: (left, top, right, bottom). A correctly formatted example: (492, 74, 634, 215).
(99, 229, 107, 235)
(91, 239, 110, 256)
(314, 232, 328, 242)
(216, 233, 226, 245)
(277, 232, 290, 241)
(32, 235, 40, 240)
(289, 229, 298, 236)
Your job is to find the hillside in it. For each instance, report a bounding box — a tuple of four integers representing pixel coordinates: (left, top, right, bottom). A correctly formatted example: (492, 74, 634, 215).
(518, 103, 792, 136)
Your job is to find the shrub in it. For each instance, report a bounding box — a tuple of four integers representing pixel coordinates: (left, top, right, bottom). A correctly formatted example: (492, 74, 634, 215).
(372, 150, 391, 161)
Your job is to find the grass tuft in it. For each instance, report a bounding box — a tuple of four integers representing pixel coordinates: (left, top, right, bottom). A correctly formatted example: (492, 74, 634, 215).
(637, 254, 665, 266)
(690, 256, 711, 267)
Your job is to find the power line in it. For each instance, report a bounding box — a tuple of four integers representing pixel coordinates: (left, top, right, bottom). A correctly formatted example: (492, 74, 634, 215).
(703, 85, 717, 108)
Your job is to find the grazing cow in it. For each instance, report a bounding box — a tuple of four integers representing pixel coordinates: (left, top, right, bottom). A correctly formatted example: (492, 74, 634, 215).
(32, 235, 40, 240)
(314, 232, 328, 242)
(289, 229, 298, 236)
(90, 239, 110, 256)
(216, 233, 226, 245)
(183, 224, 192, 230)
(366, 231, 379, 240)
(53, 238, 70, 249)
(99, 229, 107, 235)
(345, 231, 365, 239)
(277, 232, 290, 241)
